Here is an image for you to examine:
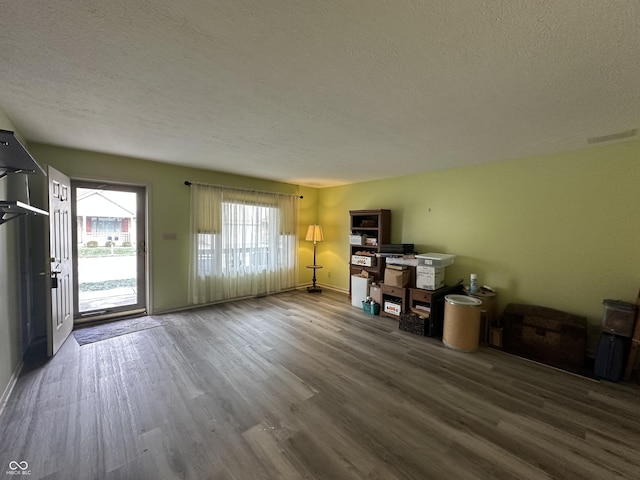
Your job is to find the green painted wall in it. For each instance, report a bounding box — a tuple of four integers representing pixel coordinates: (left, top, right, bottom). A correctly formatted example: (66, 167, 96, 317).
(317, 140, 640, 349)
(0, 108, 22, 404)
(29, 144, 318, 313)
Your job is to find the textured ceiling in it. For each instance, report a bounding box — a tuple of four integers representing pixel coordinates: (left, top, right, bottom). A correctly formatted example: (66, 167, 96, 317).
(0, 1, 638, 187)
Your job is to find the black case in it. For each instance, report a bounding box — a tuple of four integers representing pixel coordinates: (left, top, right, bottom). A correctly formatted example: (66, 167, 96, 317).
(423, 316, 441, 338)
(594, 332, 626, 382)
(380, 244, 414, 254)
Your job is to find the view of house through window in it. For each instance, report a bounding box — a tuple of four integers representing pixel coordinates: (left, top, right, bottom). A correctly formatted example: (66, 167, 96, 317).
(74, 185, 145, 316)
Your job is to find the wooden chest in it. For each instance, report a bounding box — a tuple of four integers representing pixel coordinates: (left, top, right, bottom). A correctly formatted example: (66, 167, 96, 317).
(502, 304, 587, 372)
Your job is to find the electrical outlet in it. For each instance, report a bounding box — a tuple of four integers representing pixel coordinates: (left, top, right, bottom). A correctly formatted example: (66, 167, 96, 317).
(327, 271, 332, 278)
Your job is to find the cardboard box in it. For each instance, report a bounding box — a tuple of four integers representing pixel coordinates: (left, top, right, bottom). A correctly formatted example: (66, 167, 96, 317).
(602, 300, 637, 337)
(351, 254, 376, 267)
(384, 301, 402, 316)
(349, 234, 366, 245)
(416, 266, 445, 290)
(384, 267, 411, 288)
(490, 327, 503, 348)
(416, 265, 445, 275)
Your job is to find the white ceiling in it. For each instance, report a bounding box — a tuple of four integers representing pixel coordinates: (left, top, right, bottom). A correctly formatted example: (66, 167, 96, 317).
(0, 1, 638, 187)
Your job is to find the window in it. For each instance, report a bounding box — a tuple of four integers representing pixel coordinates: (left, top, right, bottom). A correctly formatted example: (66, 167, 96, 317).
(90, 216, 123, 234)
(189, 184, 298, 304)
(221, 202, 276, 270)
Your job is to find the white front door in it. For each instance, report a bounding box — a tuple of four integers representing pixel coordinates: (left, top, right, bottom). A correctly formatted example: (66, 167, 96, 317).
(47, 166, 73, 356)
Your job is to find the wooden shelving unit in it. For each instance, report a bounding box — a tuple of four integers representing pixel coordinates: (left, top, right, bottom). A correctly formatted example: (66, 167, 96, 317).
(349, 209, 390, 297)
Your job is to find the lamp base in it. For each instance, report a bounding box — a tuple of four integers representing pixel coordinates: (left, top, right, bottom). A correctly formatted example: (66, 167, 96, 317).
(306, 262, 322, 294)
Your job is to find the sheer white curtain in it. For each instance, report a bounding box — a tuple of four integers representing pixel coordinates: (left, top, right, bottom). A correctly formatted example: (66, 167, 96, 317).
(188, 183, 298, 304)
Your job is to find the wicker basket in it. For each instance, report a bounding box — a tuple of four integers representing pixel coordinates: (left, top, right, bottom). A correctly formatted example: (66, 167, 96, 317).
(399, 313, 426, 336)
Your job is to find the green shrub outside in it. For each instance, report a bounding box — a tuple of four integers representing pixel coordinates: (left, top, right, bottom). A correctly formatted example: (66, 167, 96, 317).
(79, 278, 136, 292)
(78, 247, 136, 257)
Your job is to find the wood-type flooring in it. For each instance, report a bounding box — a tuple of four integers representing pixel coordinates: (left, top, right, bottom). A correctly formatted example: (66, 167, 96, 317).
(1, 289, 639, 479)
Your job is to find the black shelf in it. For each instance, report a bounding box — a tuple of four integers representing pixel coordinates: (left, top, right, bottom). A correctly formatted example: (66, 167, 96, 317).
(0, 129, 46, 178)
(0, 130, 49, 225)
(0, 201, 49, 225)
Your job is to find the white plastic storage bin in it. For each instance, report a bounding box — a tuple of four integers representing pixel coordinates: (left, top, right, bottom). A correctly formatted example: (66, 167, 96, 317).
(416, 253, 455, 267)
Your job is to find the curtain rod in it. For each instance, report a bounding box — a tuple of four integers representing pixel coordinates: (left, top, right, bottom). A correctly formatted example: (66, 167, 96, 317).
(184, 180, 303, 198)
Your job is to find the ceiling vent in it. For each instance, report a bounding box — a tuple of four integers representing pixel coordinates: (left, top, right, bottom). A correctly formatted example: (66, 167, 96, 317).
(587, 128, 637, 144)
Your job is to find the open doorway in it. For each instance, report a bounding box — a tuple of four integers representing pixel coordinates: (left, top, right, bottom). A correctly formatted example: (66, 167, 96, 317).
(71, 181, 147, 323)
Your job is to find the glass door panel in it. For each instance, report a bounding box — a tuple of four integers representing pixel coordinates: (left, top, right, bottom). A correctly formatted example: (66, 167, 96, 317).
(72, 181, 146, 321)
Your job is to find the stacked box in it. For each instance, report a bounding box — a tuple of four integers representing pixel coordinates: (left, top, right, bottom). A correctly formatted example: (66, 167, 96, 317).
(384, 301, 402, 316)
(384, 267, 411, 288)
(349, 234, 366, 245)
(351, 254, 376, 267)
(415, 266, 445, 290)
(602, 299, 637, 337)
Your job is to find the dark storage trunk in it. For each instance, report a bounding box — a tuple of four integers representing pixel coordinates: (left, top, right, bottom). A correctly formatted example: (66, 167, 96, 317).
(502, 304, 587, 372)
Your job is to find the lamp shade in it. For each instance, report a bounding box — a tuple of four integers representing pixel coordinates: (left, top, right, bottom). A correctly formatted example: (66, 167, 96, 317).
(305, 224, 324, 242)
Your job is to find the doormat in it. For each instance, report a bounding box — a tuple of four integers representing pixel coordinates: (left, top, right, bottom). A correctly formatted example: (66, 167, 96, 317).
(73, 316, 163, 345)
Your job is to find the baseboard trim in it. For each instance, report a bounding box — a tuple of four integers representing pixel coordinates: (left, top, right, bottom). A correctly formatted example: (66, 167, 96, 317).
(154, 287, 303, 315)
(155, 285, 350, 315)
(0, 360, 23, 420)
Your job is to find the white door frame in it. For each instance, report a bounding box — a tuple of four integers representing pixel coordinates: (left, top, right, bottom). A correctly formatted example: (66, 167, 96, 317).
(70, 180, 148, 323)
